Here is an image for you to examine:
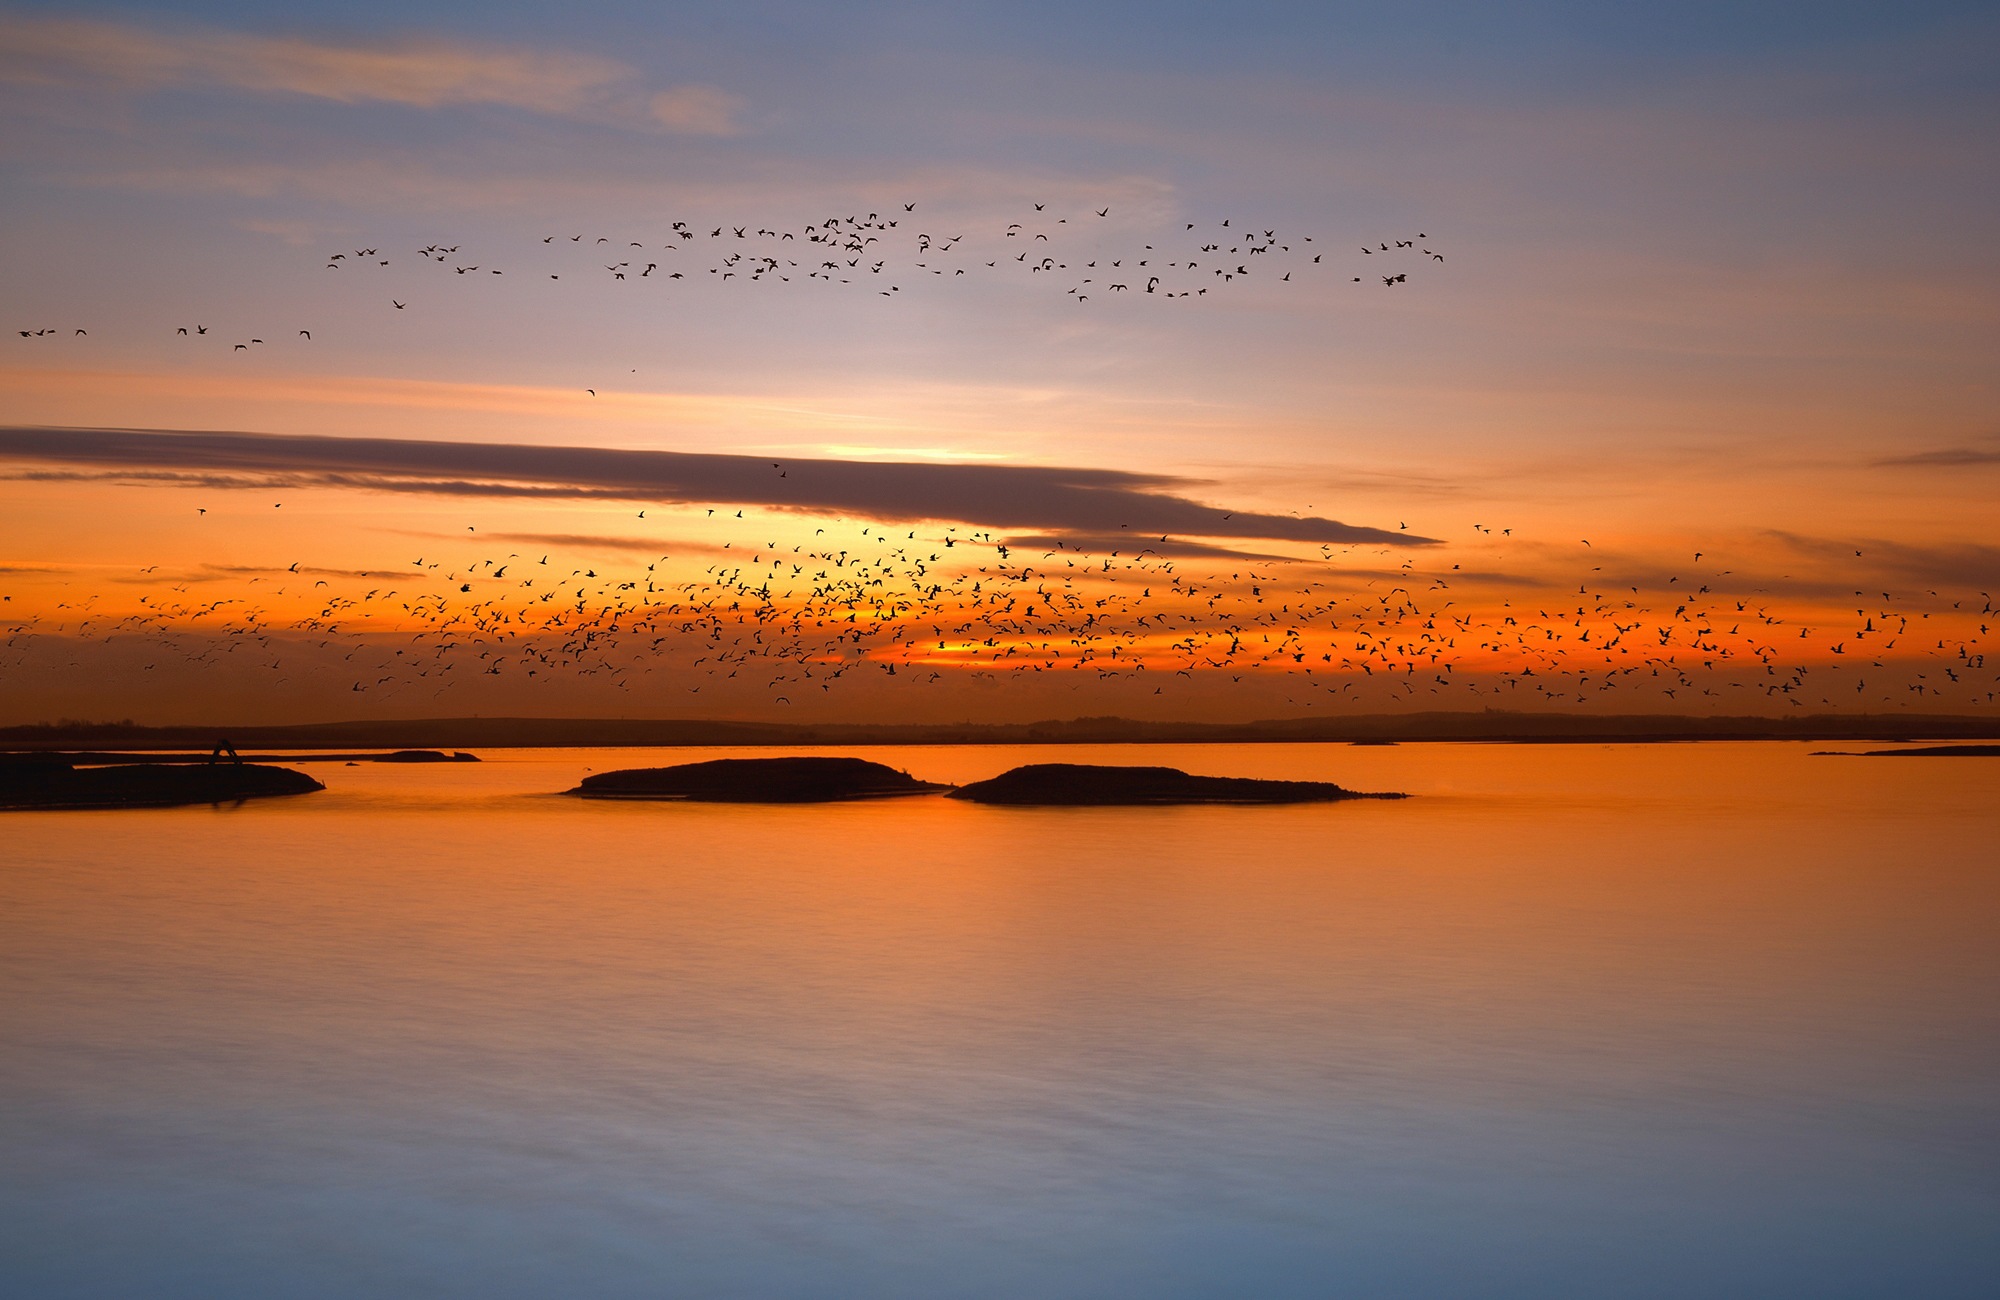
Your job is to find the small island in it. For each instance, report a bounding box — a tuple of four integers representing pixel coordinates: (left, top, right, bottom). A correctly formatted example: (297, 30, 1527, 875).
(0, 754, 325, 810)
(947, 763, 1404, 805)
(369, 750, 481, 763)
(568, 756, 949, 802)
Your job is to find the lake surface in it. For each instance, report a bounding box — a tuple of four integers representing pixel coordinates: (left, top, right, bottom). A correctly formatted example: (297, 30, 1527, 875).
(3, 742, 1996, 1298)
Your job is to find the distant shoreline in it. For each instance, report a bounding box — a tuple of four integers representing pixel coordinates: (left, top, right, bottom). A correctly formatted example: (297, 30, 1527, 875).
(4, 712, 1996, 751)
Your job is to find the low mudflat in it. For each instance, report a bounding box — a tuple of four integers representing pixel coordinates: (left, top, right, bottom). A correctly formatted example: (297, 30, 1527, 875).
(0, 749, 480, 765)
(948, 762, 1404, 805)
(569, 756, 948, 802)
(0, 756, 325, 810)
(1817, 745, 2000, 757)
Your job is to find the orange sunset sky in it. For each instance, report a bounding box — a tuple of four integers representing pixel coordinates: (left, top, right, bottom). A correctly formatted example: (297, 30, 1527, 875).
(2, 3, 1996, 724)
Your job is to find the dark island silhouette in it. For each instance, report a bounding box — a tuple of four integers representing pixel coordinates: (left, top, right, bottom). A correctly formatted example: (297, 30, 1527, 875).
(367, 750, 480, 763)
(0, 753, 323, 810)
(948, 763, 1404, 805)
(569, 756, 948, 802)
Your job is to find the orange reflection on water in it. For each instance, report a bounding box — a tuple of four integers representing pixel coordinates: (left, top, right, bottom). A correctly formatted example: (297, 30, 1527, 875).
(3, 742, 1997, 1291)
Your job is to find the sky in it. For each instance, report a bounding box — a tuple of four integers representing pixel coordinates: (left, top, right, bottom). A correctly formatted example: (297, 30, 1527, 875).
(1, 1, 1996, 724)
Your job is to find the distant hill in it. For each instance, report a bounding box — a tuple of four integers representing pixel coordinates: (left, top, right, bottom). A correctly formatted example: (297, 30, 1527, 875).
(4, 711, 1997, 750)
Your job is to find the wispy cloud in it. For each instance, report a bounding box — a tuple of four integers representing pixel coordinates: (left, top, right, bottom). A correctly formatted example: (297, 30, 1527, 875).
(1765, 530, 2000, 592)
(486, 532, 687, 555)
(0, 425, 1434, 546)
(231, 217, 332, 247)
(1874, 445, 2000, 468)
(199, 564, 406, 580)
(0, 15, 744, 134)
(648, 85, 745, 136)
(1000, 534, 1293, 562)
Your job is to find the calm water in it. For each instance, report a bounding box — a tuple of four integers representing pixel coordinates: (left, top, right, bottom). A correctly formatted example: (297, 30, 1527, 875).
(3, 742, 1996, 1298)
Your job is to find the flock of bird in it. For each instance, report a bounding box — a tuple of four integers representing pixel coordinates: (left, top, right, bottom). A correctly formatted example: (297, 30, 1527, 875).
(12, 199, 1445, 358)
(4, 509, 1993, 713)
(378, 202, 1444, 305)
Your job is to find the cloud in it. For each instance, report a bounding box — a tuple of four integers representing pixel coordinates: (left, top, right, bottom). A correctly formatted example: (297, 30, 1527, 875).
(1874, 446, 2000, 467)
(0, 15, 742, 134)
(1764, 531, 2000, 592)
(649, 85, 745, 135)
(232, 217, 329, 247)
(1000, 534, 1294, 562)
(486, 532, 686, 555)
(199, 564, 406, 580)
(0, 426, 1434, 546)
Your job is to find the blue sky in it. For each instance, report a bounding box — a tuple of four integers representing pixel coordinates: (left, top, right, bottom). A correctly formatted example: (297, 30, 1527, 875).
(4, 2, 1993, 476)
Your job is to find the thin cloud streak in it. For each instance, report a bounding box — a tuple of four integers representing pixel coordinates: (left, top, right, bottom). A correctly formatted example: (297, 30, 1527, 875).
(486, 532, 683, 555)
(0, 14, 743, 134)
(200, 564, 408, 580)
(1002, 533, 1293, 562)
(1874, 445, 2000, 467)
(0, 426, 1434, 546)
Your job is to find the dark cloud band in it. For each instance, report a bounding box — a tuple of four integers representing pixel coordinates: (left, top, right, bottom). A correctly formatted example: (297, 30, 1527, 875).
(0, 425, 1436, 546)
